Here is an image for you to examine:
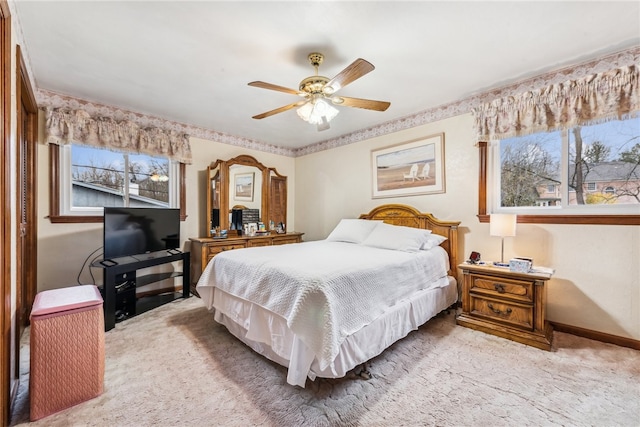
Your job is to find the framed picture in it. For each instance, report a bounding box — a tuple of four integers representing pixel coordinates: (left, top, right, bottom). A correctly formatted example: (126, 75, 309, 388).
(234, 172, 254, 201)
(371, 133, 445, 198)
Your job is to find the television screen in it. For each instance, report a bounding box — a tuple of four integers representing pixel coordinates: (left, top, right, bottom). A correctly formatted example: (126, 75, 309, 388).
(103, 207, 180, 260)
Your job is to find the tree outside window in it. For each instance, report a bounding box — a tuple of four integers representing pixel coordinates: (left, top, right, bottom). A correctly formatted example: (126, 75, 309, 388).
(498, 117, 640, 209)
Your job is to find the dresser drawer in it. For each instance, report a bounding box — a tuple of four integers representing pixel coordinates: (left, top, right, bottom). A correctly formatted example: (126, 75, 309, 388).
(248, 239, 272, 248)
(470, 273, 533, 303)
(272, 236, 301, 245)
(206, 243, 246, 257)
(469, 294, 533, 330)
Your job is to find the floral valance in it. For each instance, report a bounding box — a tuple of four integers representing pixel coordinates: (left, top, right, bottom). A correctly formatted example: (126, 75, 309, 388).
(473, 65, 639, 141)
(44, 108, 192, 164)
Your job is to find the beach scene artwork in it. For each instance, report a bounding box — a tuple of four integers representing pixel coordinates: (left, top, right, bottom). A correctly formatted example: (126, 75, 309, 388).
(234, 172, 254, 201)
(372, 134, 445, 198)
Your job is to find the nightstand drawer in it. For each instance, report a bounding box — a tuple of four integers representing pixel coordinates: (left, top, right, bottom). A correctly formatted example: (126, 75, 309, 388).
(470, 294, 533, 330)
(470, 274, 533, 303)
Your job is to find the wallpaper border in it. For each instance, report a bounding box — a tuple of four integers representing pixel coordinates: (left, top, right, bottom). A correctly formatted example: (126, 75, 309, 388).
(36, 46, 640, 159)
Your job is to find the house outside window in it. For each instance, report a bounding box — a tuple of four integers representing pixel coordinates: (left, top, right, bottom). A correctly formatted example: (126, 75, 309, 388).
(494, 117, 640, 214)
(60, 143, 179, 216)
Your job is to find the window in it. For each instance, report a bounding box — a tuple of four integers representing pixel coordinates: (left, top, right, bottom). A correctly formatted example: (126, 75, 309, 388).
(70, 144, 173, 209)
(475, 64, 638, 225)
(478, 117, 640, 225)
(494, 118, 639, 213)
(49, 144, 186, 223)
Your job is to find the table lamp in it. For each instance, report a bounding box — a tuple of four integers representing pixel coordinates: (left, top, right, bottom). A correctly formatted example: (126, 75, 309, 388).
(490, 213, 517, 264)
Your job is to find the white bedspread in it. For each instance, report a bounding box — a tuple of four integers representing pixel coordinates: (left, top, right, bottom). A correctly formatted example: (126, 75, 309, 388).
(196, 240, 449, 371)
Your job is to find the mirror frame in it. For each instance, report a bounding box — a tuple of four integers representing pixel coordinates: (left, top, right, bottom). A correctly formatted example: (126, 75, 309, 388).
(207, 155, 286, 236)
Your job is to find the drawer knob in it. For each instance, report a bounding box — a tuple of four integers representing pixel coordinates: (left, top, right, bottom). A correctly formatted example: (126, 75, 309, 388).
(488, 303, 512, 315)
(494, 283, 506, 293)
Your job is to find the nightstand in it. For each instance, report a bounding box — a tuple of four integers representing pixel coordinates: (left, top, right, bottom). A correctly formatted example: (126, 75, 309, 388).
(456, 263, 554, 350)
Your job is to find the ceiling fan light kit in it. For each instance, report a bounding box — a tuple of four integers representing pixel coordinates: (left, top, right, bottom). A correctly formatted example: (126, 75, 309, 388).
(249, 52, 390, 131)
(296, 97, 339, 126)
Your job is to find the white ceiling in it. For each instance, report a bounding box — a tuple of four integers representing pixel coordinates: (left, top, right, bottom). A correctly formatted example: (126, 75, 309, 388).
(13, 1, 640, 150)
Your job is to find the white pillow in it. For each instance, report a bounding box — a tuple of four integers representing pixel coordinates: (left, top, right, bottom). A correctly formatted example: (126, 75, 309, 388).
(326, 219, 381, 244)
(361, 222, 432, 252)
(420, 233, 447, 250)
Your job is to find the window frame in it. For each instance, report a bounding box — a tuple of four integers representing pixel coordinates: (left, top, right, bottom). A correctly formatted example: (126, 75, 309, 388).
(48, 144, 187, 223)
(477, 141, 640, 225)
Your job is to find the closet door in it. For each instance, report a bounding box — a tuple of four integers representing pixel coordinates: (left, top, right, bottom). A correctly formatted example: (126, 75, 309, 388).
(0, 2, 10, 424)
(15, 44, 38, 386)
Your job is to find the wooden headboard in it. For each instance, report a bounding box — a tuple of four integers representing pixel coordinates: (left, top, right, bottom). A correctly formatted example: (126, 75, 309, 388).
(359, 204, 460, 276)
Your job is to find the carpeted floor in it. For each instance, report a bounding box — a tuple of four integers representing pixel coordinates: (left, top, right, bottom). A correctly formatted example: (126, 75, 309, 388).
(10, 296, 640, 426)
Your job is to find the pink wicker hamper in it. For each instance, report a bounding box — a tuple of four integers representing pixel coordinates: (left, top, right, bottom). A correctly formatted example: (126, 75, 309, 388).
(29, 285, 105, 421)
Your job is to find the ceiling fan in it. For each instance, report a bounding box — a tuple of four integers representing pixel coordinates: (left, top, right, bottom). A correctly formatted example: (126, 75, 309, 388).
(248, 53, 390, 131)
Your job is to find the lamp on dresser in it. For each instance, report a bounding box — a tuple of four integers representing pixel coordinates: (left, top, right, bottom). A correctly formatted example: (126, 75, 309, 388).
(490, 213, 517, 265)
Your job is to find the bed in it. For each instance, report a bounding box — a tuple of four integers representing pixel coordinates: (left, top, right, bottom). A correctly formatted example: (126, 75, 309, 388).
(196, 204, 460, 387)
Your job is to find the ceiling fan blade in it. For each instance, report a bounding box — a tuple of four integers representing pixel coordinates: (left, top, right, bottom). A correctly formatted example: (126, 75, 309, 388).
(248, 81, 303, 96)
(331, 96, 390, 111)
(323, 58, 375, 94)
(252, 100, 307, 120)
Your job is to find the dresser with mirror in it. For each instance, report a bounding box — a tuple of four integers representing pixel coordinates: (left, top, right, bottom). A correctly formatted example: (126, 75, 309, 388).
(189, 155, 303, 291)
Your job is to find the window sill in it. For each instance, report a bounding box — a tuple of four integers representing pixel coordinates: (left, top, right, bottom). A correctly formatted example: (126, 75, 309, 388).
(477, 214, 639, 225)
(48, 214, 187, 224)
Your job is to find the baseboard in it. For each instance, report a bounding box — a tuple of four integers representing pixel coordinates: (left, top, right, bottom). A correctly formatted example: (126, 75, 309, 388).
(550, 321, 640, 351)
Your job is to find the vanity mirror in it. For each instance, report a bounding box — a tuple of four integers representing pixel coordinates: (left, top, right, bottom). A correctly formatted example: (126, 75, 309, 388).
(206, 154, 287, 237)
(192, 154, 301, 291)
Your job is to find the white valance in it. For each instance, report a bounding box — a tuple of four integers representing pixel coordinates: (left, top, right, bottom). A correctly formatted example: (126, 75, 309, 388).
(44, 108, 192, 164)
(473, 65, 639, 141)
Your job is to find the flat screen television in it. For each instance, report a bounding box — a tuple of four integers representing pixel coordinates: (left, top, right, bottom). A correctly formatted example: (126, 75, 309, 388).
(103, 207, 180, 260)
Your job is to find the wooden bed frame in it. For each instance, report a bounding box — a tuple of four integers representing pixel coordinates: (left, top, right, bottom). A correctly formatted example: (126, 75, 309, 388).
(359, 204, 461, 277)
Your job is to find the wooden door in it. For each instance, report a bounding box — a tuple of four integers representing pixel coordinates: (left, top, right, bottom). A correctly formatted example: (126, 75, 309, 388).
(16, 47, 37, 323)
(12, 45, 37, 421)
(0, 2, 10, 425)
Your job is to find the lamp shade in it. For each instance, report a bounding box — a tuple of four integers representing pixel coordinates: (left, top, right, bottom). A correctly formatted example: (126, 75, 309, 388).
(490, 214, 517, 237)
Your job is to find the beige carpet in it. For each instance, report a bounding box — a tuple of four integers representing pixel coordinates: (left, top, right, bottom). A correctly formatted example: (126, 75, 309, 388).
(10, 296, 640, 426)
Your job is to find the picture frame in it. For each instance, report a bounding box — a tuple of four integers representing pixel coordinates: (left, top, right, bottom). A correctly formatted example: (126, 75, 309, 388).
(234, 172, 255, 202)
(371, 133, 445, 198)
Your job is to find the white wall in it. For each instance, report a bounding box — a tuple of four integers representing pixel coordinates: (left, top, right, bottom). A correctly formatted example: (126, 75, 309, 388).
(294, 113, 640, 341)
(35, 133, 295, 291)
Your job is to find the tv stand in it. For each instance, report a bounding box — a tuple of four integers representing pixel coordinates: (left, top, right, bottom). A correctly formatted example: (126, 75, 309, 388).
(93, 251, 190, 331)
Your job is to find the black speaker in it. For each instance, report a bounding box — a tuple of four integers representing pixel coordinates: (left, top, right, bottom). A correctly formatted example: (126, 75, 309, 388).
(231, 209, 243, 233)
(211, 208, 220, 229)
